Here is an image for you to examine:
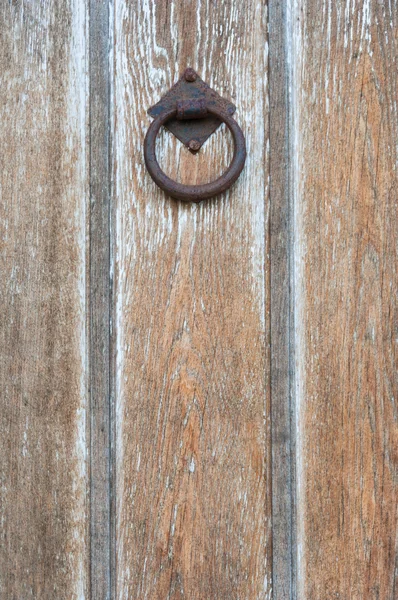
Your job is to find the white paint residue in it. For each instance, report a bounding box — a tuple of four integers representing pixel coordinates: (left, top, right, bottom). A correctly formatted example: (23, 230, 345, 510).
(22, 429, 28, 457)
(359, 0, 372, 54)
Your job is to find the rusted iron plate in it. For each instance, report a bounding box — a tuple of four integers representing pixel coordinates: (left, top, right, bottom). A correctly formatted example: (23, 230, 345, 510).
(147, 68, 236, 152)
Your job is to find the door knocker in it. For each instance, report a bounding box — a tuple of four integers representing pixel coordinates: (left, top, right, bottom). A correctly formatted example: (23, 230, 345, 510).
(144, 68, 246, 203)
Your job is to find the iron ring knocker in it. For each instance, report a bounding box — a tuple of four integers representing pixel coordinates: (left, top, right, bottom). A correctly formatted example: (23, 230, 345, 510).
(144, 104, 246, 202)
(144, 90, 247, 203)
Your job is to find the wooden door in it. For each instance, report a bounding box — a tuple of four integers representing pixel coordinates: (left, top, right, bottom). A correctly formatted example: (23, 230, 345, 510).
(1, 1, 396, 599)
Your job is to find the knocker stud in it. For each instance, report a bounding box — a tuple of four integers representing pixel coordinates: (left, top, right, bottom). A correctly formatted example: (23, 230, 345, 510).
(144, 68, 246, 203)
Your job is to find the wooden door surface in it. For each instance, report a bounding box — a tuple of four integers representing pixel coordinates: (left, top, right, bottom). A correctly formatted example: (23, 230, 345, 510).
(1, 1, 396, 599)
(0, 2, 88, 598)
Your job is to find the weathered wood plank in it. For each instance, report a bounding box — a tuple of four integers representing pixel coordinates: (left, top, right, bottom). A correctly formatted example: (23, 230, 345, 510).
(0, 1, 88, 599)
(113, 1, 270, 598)
(89, 1, 112, 598)
(269, 1, 296, 598)
(293, 1, 398, 598)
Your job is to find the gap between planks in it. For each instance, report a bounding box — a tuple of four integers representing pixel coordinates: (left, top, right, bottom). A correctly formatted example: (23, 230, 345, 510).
(89, 1, 113, 599)
(269, 0, 297, 598)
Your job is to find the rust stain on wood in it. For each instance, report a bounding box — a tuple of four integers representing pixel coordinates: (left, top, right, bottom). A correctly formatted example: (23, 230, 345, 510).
(294, 0, 398, 598)
(113, 0, 270, 598)
(0, 2, 88, 598)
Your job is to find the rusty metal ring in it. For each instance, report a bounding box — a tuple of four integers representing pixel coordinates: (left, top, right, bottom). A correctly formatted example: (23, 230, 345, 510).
(144, 105, 246, 202)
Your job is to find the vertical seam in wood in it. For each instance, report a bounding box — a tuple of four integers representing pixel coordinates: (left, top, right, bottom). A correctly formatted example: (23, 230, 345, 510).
(89, 1, 112, 598)
(109, 1, 116, 596)
(269, 0, 297, 598)
(287, 2, 297, 596)
(287, 1, 297, 596)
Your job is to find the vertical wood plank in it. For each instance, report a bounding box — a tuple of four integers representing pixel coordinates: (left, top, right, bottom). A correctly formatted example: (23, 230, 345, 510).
(269, 1, 296, 598)
(294, 0, 398, 598)
(113, 1, 270, 598)
(0, 2, 88, 598)
(89, 1, 112, 598)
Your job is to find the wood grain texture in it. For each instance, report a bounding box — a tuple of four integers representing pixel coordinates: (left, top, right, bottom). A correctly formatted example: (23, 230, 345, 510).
(113, 1, 270, 598)
(89, 1, 112, 598)
(293, 0, 398, 598)
(0, 2, 88, 598)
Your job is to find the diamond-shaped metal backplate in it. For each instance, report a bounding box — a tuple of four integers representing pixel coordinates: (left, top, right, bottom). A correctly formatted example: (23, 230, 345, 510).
(147, 69, 236, 153)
